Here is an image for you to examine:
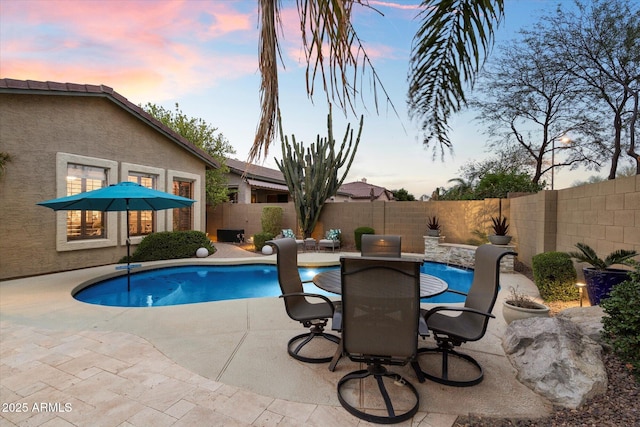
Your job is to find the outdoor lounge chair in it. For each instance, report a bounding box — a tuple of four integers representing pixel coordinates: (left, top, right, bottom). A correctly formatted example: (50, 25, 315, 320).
(267, 238, 340, 363)
(360, 234, 402, 258)
(417, 244, 517, 387)
(318, 229, 341, 252)
(336, 256, 423, 424)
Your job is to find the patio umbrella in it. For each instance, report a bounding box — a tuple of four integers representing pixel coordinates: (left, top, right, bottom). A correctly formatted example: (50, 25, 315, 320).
(37, 181, 196, 291)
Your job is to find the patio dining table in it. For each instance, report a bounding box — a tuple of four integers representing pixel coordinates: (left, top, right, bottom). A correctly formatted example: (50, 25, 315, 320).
(312, 268, 448, 298)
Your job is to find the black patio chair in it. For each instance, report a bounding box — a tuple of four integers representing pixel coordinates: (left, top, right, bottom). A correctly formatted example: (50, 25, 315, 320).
(267, 238, 340, 363)
(336, 256, 423, 424)
(417, 244, 517, 386)
(360, 234, 402, 258)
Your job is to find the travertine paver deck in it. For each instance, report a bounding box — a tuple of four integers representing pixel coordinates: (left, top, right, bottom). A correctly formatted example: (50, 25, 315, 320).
(0, 243, 551, 426)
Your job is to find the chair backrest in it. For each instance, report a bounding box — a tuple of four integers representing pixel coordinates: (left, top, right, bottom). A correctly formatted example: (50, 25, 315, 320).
(462, 244, 517, 339)
(267, 239, 305, 312)
(340, 256, 420, 364)
(361, 234, 402, 258)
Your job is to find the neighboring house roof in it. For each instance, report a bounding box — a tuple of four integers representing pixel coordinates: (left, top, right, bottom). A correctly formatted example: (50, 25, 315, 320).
(339, 180, 395, 200)
(226, 157, 286, 185)
(0, 78, 219, 169)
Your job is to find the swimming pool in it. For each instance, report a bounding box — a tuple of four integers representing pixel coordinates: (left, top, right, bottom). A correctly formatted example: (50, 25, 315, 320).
(73, 262, 474, 307)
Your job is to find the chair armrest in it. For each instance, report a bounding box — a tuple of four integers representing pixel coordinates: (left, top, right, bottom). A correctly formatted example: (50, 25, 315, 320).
(422, 306, 496, 321)
(279, 292, 336, 313)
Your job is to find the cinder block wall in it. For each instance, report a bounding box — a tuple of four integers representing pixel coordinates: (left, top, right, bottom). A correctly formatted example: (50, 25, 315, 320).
(208, 199, 507, 253)
(555, 175, 639, 256)
(209, 175, 640, 269)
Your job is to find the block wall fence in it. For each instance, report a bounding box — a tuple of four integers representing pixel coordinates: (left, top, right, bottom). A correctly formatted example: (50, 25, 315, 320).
(208, 175, 640, 268)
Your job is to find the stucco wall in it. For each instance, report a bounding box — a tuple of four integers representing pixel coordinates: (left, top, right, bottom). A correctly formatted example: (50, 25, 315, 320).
(0, 93, 208, 279)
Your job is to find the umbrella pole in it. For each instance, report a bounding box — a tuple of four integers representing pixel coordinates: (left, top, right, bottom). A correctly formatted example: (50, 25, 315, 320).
(126, 202, 131, 292)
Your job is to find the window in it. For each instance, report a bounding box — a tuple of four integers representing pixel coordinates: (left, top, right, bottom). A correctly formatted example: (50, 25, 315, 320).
(227, 186, 239, 203)
(128, 173, 156, 236)
(166, 169, 200, 232)
(173, 180, 193, 231)
(66, 164, 106, 240)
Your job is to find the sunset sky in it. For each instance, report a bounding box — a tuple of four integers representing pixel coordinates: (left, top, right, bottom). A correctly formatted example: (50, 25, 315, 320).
(0, 0, 590, 197)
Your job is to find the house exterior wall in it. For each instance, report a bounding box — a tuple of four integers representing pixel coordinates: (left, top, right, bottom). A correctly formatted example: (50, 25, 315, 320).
(0, 93, 208, 279)
(226, 174, 251, 203)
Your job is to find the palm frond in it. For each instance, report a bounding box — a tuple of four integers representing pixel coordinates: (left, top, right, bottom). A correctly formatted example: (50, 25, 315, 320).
(407, 0, 504, 158)
(567, 243, 637, 269)
(603, 250, 638, 267)
(252, 0, 285, 161)
(251, 0, 397, 163)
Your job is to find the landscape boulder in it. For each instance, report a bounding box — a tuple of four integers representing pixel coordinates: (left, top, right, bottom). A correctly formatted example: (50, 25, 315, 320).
(555, 305, 605, 345)
(502, 316, 607, 409)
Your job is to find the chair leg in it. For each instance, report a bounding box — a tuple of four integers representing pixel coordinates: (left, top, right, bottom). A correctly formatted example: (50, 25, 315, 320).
(416, 343, 484, 387)
(337, 364, 419, 424)
(328, 339, 343, 371)
(287, 329, 340, 364)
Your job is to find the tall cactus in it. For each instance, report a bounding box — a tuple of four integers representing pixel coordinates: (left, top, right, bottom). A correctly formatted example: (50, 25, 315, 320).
(275, 107, 362, 238)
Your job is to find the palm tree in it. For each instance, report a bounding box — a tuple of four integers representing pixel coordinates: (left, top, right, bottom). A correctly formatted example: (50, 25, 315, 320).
(441, 177, 474, 200)
(251, 0, 505, 162)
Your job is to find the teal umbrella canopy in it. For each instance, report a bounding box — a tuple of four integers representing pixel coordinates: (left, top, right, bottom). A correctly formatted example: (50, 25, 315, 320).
(38, 181, 197, 291)
(37, 181, 195, 212)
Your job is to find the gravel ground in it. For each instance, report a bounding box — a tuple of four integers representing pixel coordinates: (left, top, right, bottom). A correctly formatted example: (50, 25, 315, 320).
(453, 351, 639, 426)
(453, 261, 639, 426)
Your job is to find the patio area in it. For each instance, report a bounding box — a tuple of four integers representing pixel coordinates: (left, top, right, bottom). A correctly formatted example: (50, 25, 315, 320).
(0, 244, 552, 426)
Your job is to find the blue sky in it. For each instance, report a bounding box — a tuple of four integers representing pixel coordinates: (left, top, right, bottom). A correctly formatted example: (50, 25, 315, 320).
(0, 0, 591, 197)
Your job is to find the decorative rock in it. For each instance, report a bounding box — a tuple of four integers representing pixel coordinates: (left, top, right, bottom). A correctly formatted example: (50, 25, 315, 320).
(195, 247, 209, 258)
(261, 245, 273, 255)
(556, 306, 605, 345)
(503, 317, 607, 409)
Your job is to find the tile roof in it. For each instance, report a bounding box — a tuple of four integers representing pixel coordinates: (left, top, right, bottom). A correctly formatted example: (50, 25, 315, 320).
(339, 180, 394, 200)
(0, 78, 219, 169)
(224, 158, 391, 200)
(225, 157, 286, 184)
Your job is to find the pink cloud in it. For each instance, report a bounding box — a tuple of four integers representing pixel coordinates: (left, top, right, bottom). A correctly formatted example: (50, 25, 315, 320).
(0, 0, 258, 102)
(369, 1, 422, 11)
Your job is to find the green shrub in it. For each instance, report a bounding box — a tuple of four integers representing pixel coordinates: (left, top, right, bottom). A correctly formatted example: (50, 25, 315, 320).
(354, 226, 375, 251)
(122, 231, 216, 262)
(601, 261, 640, 381)
(261, 206, 283, 236)
(532, 251, 578, 301)
(253, 232, 275, 251)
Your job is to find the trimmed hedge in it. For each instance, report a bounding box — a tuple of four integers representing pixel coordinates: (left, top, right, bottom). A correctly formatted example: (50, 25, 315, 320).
(253, 232, 275, 251)
(261, 206, 283, 236)
(121, 231, 216, 262)
(532, 251, 578, 301)
(354, 226, 375, 251)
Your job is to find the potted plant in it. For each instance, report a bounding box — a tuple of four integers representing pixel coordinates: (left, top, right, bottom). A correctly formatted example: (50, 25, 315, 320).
(502, 286, 550, 324)
(567, 243, 637, 305)
(488, 215, 512, 245)
(426, 216, 441, 237)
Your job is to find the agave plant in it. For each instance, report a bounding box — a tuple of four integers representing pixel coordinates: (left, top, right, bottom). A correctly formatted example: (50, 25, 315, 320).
(427, 216, 440, 231)
(568, 243, 638, 270)
(491, 216, 509, 236)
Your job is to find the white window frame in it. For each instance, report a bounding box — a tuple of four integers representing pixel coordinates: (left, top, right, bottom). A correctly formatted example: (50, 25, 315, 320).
(166, 170, 201, 231)
(55, 153, 118, 251)
(120, 163, 166, 246)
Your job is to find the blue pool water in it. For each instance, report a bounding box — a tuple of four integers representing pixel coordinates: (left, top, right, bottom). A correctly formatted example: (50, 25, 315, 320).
(74, 262, 473, 307)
